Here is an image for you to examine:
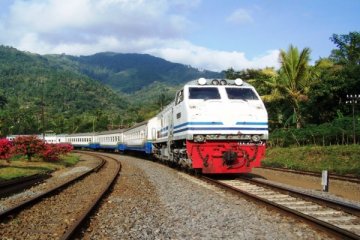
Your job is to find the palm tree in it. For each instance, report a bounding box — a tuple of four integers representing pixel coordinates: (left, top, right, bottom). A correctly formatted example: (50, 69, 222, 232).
(265, 45, 312, 128)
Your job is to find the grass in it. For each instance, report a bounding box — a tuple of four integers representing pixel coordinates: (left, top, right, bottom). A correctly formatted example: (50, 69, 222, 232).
(0, 153, 80, 181)
(262, 145, 360, 176)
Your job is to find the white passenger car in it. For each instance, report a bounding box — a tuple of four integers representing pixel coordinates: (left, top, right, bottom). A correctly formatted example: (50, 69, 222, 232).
(94, 129, 124, 150)
(65, 133, 94, 148)
(122, 118, 159, 153)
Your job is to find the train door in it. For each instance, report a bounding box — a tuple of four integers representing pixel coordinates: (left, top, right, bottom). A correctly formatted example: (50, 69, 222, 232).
(173, 89, 184, 134)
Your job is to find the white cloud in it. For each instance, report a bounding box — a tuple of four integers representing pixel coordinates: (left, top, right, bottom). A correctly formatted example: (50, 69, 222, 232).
(2, 0, 190, 45)
(226, 8, 253, 25)
(146, 41, 280, 71)
(0, 0, 279, 72)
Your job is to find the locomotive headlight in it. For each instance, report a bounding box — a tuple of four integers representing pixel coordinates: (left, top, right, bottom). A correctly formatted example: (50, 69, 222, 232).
(220, 79, 227, 85)
(211, 79, 220, 85)
(198, 78, 207, 85)
(251, 135, 261, 142)
(194, 135, 205, 142)
(235, 78, 243, 85)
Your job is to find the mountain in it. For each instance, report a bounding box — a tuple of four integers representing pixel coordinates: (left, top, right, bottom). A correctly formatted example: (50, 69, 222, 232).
(0, 46, 224, 136)
(64, 52, 223, 93)
(0, 46, 131, 135)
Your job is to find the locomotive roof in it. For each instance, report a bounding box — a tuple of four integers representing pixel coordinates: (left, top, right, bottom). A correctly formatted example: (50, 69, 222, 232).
(66, 128, 126, 137)
(95, 128, 125, 135)
(66, 132, 95, 137)
(185, 78, 252, 87)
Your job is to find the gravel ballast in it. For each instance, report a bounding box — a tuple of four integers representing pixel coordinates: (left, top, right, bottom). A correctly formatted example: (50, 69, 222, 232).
(0, 153, 118, 239)
(82, 154, 333, 239)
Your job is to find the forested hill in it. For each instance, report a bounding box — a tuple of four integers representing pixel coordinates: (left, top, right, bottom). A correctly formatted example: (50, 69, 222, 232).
(0, 46, 222, 136)
(58, 52, 223, 93)
(0, 46, 132, 135)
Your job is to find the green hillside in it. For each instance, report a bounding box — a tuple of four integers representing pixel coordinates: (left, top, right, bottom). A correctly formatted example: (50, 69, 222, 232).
(65, 52, 223, 92)
(0, 46, 222, 136)
(0, 46, 133, 135)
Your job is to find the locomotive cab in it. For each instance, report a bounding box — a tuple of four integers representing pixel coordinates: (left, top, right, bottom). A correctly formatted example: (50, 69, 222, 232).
(171, 78, 268, 174)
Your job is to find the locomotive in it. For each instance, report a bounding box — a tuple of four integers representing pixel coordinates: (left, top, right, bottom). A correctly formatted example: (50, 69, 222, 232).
(64, 78, 268, 174)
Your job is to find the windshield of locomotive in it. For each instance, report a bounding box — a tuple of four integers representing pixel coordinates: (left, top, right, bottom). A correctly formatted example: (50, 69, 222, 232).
(225, 88, 259, 100)
(189, 87, 221, 99)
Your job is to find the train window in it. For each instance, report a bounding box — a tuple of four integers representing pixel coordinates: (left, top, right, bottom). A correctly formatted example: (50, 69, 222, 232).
(175, 90, 184, 105)
(226, 88, 259, 100)
(189, 87, 220, 100)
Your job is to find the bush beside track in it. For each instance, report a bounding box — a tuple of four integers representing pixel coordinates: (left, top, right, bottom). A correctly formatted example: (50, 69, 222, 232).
(262, 145, 360, 177)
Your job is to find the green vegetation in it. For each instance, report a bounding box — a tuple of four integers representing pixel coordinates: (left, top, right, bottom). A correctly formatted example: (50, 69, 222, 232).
(269, 117, 360, 147)
(262, 145, 360, 176)
(68, 52, 222, 93)
(225, 31, 360, 144)
(0, 46, 133, 135)
(0, 46, 219, 136)
(0, 154, 79, 181)
(61, 154, 80, 167)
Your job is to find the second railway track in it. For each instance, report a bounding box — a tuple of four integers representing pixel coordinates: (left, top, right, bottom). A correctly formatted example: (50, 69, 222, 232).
(203, 176, 360, 239)
(0, 152, 121, 240)
(259, 166, 360, 184)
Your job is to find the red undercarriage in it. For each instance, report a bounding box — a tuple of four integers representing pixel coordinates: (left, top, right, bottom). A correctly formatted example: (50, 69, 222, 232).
(186, 140, 266, 174)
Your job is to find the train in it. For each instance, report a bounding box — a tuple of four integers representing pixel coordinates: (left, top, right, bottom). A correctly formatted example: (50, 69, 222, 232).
(8, 78, 268, 174)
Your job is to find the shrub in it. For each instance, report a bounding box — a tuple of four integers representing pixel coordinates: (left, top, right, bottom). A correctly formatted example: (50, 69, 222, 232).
(55, 143, 74, 154)
(41, 143, 73, 162)
(12, 135, 46, 161)
(0, 138, 13, 162)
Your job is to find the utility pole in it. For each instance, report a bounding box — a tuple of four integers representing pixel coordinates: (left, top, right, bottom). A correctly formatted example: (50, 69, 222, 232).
(346, 94, 359, 144)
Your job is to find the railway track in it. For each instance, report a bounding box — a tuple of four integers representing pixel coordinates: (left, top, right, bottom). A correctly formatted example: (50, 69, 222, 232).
(0, 152, 121, 240)
(259, 166, 360, 184)
(202, 176, 360, 239)
(0, 173, 51, 198)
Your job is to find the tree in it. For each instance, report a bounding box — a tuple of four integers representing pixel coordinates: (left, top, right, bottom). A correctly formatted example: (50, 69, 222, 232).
(267, 45, 312, 128)
(330, 32, 360, 65)
(304, 58, 340, 123)
(12, 135, 46, 161)
(329, 32, 360, 95)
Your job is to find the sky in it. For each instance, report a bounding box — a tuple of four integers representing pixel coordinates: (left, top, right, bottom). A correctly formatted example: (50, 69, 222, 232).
(0, 0, 359, 72)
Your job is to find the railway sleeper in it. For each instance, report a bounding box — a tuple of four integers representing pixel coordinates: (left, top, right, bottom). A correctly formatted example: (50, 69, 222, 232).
(318, 215, 358, 222)
(287, 205, 321, 211)
(302, 209, 348, 216)
(336, 224, 360, 231)
(278, 201, 311, 206)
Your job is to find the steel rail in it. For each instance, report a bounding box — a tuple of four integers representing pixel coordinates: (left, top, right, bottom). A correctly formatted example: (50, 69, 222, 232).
(60, 153, 121, 240)
(0, 173, 51, 198)
(259, 166, 360, 184)
(202, 176, 360, 240)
